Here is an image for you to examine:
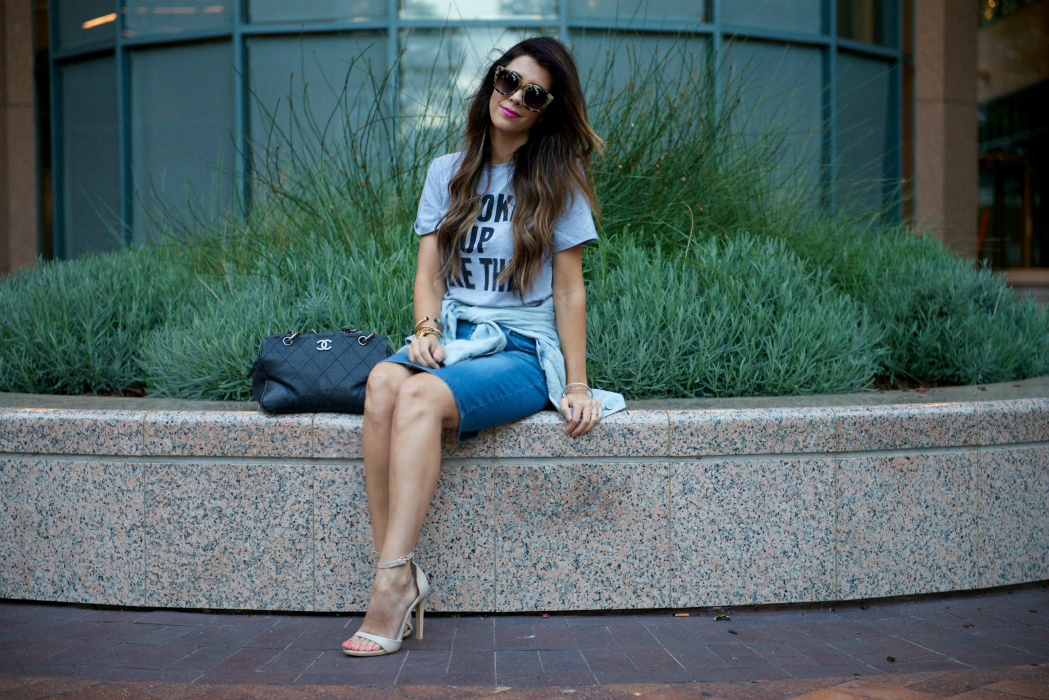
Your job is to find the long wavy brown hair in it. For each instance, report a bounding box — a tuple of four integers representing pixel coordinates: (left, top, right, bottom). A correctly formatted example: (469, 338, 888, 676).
(433, 36, 604, 297)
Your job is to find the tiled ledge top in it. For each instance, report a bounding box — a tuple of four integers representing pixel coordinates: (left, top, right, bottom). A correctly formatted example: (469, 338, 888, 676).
(1, 376, 1047, 459)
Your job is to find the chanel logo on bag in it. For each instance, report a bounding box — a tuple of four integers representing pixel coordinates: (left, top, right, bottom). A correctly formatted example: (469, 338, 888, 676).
(316, 339, 332, 351)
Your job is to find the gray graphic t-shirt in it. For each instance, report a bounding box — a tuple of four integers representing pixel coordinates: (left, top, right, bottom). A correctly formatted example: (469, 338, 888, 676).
(413, 152, 598, 307)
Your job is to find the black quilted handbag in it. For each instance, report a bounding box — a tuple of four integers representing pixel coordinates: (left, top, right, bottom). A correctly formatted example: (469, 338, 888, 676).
(248, 327, 392, 414)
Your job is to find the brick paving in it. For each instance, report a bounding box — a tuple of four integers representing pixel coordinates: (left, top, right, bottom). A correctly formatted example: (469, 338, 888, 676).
(0, 584, 1046, 698)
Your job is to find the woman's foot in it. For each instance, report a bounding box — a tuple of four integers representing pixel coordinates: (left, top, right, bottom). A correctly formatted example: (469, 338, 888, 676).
(342, 562, 420, 653)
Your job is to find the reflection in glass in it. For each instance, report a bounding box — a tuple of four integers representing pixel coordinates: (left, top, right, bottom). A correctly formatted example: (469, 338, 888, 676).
(569, 30, 707, 95)
(835, 52, 894, 218)
(979, 162, 1031, 268)
(398, 27, 535, 131)
(837, 0, 896, 47)
(722, 41, 823, 198)
(249, 0, 386, 23)
(123, 0, 232, 36)
(400, 0, 556, 21)
(567, 0, 704, 25)
(248, 34, 386, 162)
(722, 0, 820, 34)
(54, 0, 116, 50)
(130, 42, 236, 244)
(59, 56, 121, 258)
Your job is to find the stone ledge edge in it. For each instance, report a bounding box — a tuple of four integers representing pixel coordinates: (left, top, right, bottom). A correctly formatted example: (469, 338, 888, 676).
(1, 397, 1047, 458)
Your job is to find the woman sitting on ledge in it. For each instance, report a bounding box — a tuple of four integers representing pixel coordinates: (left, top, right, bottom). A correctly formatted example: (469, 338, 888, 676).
(342, 36, 625, 657)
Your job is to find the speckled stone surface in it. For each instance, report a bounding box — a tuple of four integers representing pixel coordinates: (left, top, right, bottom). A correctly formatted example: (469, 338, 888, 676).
(442, 409, 670, 459)
(671, 457, 836, 608)
(314, 463, 495, 612)
(978, 446, 1049, 588)
(669, 407, 839, 457)
(416, 465, 496, 611)
(493, 462, 669, 611)
(975, 398, 1049, 446)
(142, 462, 313, 610)
(834, 403, 982, 451)
(0, 409, 145, 456)
(313, 463, 372, 612)
(0, 458, 143, 606)
(142, 411, 313, 457)
(2, 382, 1048, 613)
(312, 413, 364, 459)
(837, 452, 980, 600)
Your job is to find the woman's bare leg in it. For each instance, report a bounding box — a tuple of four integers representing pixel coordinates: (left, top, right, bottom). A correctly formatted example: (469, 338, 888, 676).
(346, 372, 459, 653)
(362, 363, 416, 552)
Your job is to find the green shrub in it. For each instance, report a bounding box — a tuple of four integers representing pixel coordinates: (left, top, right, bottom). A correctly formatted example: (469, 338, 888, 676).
(774, 221, 1049, 384)
(585, 232, 884, 399)
(0, 248, 197, 395)
(139, 236, 416, 400)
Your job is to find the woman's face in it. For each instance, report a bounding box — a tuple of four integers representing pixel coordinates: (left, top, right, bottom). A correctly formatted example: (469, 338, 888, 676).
(488, 55, 553, 139)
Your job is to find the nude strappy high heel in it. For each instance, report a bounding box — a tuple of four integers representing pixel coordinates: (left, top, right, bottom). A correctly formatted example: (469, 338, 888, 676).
(370, 549, 413, 640)
(342, 552, 429, 657)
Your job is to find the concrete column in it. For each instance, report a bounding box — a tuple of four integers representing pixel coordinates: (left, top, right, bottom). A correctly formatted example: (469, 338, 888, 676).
(1, 0, 39, 275)
(914, 0, 978, 257)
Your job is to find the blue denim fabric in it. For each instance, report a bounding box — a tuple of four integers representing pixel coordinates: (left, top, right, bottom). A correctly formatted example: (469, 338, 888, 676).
(383, 320, 550, 442)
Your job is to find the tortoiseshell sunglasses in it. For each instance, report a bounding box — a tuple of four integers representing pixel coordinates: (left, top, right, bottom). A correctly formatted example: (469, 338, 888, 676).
(493, 66, 555, 112)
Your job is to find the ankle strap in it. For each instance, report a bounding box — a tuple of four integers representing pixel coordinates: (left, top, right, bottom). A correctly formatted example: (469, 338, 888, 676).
(376, 552, 414, 569)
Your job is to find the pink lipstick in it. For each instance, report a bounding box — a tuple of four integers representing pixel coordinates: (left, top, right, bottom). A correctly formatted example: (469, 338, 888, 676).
(500, 106, 521, 119)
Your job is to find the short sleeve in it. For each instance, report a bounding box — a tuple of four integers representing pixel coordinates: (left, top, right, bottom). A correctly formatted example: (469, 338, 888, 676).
(552, 187, 598, 253)
(413, 157, 452, 236)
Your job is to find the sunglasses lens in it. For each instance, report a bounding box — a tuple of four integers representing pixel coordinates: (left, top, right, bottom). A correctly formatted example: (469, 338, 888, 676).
(524, 87, 548, 111)
(494, 70, 519, 95)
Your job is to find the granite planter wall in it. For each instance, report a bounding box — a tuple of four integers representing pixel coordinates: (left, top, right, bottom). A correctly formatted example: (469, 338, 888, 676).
(1, 381, 1047, 613)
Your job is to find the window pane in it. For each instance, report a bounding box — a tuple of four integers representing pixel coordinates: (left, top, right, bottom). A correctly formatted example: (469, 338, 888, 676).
(566, 0, 705, 26)
(248, 33, 386, 161)
(123, 0, 233, 37)
(130, 41, 236, 244)
(54, 0, 116, 51)
(837, 0, 897, 47)
(569, 30, 707, 95)
(59, 55, 121, 258)
(835, 51, 894, 218)
(400, 0, 556, 21)
(722, 0, 821, 35)
(723, 41, 824, 198)
(399, 27, 537, 126)
(249, 0, 386, 23)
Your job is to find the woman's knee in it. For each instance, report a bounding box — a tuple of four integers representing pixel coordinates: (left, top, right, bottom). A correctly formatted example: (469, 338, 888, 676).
(392, 374, 455, 424)
(364, 364, 408, 415)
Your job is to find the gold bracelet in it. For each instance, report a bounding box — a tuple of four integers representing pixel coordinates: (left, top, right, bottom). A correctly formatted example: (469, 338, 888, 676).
(413, 326, 443, 340)
(561, 383, 593, 398)
(414, 316, 442, 332)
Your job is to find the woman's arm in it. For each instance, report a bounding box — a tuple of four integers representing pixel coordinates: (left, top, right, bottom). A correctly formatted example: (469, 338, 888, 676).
(407, 234, 448, 369)
(551, 244, 603, 436)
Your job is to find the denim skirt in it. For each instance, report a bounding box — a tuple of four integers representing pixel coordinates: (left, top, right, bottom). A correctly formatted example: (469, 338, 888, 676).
(383, 320, 551, 442)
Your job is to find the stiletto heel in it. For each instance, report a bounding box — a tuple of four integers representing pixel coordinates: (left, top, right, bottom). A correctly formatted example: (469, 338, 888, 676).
(416, 600, 425, 640)
(342, 552, 430, 657)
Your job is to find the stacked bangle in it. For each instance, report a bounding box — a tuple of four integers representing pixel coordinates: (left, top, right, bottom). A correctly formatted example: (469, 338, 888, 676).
(414, 326, 443, 340)
(414, 316, 442, 332)
(561, 382, 593, 398)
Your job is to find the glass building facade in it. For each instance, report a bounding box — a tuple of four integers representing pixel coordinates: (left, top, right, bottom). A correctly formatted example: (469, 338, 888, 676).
(47, 0, 904, 259)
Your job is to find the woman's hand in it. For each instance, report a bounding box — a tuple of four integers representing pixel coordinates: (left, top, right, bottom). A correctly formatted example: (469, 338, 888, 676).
(407, 334, 446, 369)
(559, 392, 602, 437)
